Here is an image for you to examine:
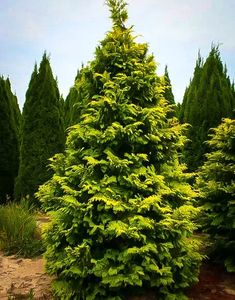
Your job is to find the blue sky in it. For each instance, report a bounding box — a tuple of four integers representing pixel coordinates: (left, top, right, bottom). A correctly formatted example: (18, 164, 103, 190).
(0, 0, 235, 109)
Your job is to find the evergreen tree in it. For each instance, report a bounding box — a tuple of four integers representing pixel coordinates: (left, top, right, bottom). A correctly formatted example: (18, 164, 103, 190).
(37, 1, 202, 299)
(175, 102, 181, 119)
(64, 87, 76, 129)
(15, 54, 65, 203)
(0, 76, 21, 202)
(163, 66, 175, 105)
(64, 70, 81, 128)
(64, 67, 92, 128)
(180, 47, 235, 171)
(197, 118, 235, 272)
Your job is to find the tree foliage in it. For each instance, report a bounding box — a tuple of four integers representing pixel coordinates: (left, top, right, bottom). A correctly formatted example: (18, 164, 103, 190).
(197, 118, 235, 272)
(180, 47, 235, 171)
(0, 76, 21, 202)
(163, 66, 175, 106)
(15, 54, 65, 203)
(64, 69, 84, 128)
(37, 1, 202, 299)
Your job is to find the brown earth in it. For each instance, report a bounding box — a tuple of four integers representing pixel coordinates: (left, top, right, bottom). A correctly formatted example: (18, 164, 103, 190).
(0, 251, 52, 299)
(0, 252, 235, 299)
(187, 263, 235, 300)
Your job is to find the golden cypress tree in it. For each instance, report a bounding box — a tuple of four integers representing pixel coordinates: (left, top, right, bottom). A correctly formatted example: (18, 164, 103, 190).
(37, 1, 202, 299)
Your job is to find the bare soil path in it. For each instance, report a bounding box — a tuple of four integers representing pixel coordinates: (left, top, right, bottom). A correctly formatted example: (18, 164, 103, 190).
(0, 251, 52, 299)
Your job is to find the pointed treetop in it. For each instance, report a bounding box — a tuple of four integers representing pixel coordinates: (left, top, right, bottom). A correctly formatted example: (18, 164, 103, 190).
(33, 62, 38, 72)
(164, 65, 168, 76)
(210, 43, 220, 54)
(196, 50, 203, 68)
(106, 0, 128, 27)
(42, 50, 50, 60)
(40, 52, 52, 71)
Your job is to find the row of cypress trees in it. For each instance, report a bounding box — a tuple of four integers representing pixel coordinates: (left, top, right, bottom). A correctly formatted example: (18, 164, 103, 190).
(0, 37, 234, 204)
(0, 39, 234, 204)
(179, 46, 235, 171)
(15, 53, 65, 203)
(0, 54, 65, 204)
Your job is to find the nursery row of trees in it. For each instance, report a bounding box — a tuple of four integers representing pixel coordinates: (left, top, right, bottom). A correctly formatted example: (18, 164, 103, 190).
(1, 47, 234, 202)
(0, 0, 235, 298)
(179, 48, 235, 170)
(0, 55, 65, 203)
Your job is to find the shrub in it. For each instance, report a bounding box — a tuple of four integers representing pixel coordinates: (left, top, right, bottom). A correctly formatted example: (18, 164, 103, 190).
(197, 118, 235, 272)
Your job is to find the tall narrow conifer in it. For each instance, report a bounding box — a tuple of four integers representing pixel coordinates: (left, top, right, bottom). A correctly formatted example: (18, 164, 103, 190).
(64, 68, 90, 128)
(15, 54, 65, 202)
(37, 1, 202, 299)
(180, 47, 235, 171)
(163, 66, 175, 105)
(0, 76, 21, 202)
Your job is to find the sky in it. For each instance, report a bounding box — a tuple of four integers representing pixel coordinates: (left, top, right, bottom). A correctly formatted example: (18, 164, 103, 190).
(0, 0, 235, 109)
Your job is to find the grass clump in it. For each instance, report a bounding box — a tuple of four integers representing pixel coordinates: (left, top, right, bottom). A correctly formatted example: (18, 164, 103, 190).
(0, 199, 44, 257)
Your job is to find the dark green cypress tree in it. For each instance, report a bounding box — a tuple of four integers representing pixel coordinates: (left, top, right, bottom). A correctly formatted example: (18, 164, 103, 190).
(37, 1, 202, 299)
(175, 102, 181, 119)
(15, 53, 65, 203)
(0, 76, 21, 202)
(64, 67, 94, 128)
(64, 70, 81, 128)
(197, 118, 235, 272)
(163, 66, 175, 105)
(180, 47, 235, 171)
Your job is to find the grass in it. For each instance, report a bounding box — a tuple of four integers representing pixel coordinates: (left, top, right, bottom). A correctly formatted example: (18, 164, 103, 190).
(0, 199, 44, 257)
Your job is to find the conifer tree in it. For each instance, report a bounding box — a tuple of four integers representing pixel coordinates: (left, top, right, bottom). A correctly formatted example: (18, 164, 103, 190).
(163, 66, 175, 105)
(197, 118, 235, 272)
(64, 86, 78, 128)
(64, 68, 90, 128)
(37, 1, 202, 299)
(15, 54, 65, 203)
(0, 76, 21, 202)
(180, 47, 235, 171)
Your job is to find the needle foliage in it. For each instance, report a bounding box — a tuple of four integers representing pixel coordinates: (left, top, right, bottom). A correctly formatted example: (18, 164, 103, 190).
(0, 76, 21, 202)
(180, 47, 235, 171)
(15, 53, 65, 203)
(37, 1, 202, 299)
(197, 118, 235, 272)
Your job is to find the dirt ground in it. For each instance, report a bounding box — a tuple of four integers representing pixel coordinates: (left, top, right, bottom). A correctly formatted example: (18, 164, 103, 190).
(0, 251, 52, 299)
(0, 251, 235, 300)
(187, 263, 235, 300)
